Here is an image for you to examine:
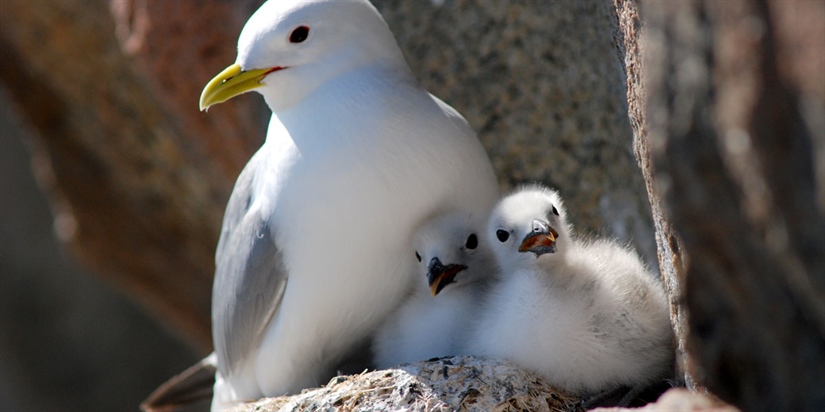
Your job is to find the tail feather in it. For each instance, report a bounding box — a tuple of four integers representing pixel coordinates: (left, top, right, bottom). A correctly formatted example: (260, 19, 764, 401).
(141, 353, 217, 412)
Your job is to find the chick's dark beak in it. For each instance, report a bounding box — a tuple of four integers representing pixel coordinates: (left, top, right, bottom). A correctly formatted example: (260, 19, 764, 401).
(427, 257, 467, 297)
(518, 219, 560, 257)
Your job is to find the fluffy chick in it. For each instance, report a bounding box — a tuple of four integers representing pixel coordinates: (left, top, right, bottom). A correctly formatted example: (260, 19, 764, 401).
(373, 212, 495, 368)
(470, 186, 673, 401)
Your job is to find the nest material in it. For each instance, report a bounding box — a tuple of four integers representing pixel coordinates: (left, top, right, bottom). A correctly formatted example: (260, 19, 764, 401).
(229, 356, 580, 412)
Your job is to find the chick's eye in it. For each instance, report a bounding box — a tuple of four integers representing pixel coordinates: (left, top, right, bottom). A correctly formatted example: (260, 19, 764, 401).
(551, 206, 559, 216)
(415, 251, 421, 262)
(289, 26, 310, 43)
(465, 234, 478, 250)
(496, 230, 510, 242)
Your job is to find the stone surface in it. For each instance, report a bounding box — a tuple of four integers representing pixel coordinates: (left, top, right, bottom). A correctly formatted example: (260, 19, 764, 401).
(613, 0, 694, 389)
(626, 0, 825, 410)
(374, 0, 655, 263)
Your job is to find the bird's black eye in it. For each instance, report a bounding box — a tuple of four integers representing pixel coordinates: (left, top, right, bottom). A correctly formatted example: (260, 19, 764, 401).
(289, 26, 310, 43)
(496, 230, 510, 242)
(551, 206, 559, 216)
(415, 251, 421, 262)
(465, 234, 478, 250)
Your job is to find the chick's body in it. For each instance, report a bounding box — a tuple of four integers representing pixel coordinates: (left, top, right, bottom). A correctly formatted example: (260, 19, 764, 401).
(472, 187, 673, 396)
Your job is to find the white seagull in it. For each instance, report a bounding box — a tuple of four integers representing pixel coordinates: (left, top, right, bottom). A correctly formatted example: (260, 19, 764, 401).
(470, 186, 673, 404)
(373, 212, 495, 369)
(197, 0, 499, 409)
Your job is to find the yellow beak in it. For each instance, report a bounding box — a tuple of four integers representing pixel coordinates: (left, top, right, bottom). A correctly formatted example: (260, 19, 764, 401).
(199, 63, 274, 111)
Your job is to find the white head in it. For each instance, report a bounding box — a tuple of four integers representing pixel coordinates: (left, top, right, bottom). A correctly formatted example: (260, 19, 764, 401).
(487, 186, 573, 272)
(412, 212, 494, 297)
(200, 0, 409, 111)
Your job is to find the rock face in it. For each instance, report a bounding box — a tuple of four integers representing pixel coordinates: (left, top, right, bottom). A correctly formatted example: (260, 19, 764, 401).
(374, 1, 655, 263)
(613, 0, 694, 390)
(618, 0, 825, 410)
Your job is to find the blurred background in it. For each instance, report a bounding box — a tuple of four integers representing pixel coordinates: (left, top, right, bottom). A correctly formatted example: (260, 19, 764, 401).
(0, 95, 198, 410)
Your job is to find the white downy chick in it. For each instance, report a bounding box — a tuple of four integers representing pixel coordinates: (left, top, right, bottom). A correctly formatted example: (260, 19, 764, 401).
(470, 185, 673, 400)
(373, 212, 495, 369)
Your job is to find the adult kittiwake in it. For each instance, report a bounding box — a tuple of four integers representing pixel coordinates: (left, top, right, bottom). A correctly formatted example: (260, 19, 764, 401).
(194, 0, 498, 409)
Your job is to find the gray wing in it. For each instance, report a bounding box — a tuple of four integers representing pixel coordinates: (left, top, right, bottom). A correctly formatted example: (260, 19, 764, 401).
(212, 151, 288, 376)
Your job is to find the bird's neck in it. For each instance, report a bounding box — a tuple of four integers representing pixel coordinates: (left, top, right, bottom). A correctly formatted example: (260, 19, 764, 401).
(267, 63, 420, 149)
(263, 54, 414, 114)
